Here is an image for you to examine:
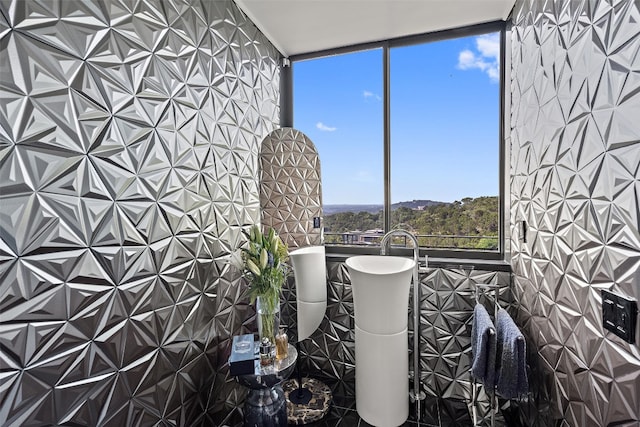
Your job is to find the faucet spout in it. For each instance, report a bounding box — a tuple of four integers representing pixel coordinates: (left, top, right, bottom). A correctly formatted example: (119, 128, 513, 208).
(380, 229, 419, 261)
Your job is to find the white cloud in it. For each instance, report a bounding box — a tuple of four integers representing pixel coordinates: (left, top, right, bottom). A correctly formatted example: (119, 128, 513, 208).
(458, 50, 477, 68)
(486, 66, 499, 82)
(457, 33, 500, 82)
(363, 90, 381, 101)
(316, 122, 336, 132)
(354, 170, 374, 182)
(476, 34, 500, 60)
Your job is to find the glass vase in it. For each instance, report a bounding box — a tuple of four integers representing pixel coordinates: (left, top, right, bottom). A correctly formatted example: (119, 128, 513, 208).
(256, 294, 280, 346)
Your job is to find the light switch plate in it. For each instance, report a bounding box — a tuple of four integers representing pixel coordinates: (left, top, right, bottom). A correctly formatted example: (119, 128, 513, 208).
(601, 290, 637, 344)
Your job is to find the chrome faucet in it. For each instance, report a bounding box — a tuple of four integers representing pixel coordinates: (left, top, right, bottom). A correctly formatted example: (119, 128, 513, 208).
(380, 228, 419, 264)
(379, 228, 426, 419)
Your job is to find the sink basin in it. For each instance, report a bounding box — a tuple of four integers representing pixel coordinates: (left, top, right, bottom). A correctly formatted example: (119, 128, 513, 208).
(346, 255, 414, 335)
(289, 245, 327, 341)
(346, 255, 415, 427)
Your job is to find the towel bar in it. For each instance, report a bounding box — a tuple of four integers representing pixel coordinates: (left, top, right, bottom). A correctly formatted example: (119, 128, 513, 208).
(470, 283, 503, 427)
(471, 283, 527, 427)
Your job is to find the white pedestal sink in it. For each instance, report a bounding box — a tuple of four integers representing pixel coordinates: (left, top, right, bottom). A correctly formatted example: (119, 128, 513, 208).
(289, 246, 327, 341)
(346, 255, 415, 427)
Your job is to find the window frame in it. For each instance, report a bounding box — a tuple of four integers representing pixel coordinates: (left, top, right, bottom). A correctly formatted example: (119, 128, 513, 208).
(285, 21, 507, 261)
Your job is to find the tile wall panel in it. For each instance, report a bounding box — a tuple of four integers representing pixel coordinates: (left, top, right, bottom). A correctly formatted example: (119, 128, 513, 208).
(0, 1, 280, 425)
(510, 0, 640, 425)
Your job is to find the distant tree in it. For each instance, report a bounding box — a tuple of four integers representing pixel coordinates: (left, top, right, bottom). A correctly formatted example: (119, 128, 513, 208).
(475, 237, 498, 250)
(323, 196, 499, 249)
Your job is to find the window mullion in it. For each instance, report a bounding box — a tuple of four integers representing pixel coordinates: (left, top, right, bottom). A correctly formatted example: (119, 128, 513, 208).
(383, 43, 391, 233)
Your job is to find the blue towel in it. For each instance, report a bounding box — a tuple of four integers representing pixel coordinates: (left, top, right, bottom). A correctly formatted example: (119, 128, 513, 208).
(471, 304, 496, 389)
(495, 308, 528, 399)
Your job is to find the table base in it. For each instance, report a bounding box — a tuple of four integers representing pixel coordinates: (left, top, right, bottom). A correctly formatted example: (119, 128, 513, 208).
(244, 385, 287, 427)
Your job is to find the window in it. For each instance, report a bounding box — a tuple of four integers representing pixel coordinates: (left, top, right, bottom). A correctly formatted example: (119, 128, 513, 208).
(292, 24, 504, 258)
(293, 49, 384, 244)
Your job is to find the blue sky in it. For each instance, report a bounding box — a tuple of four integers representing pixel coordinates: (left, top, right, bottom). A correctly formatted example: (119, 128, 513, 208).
(293, 33, 500, 205)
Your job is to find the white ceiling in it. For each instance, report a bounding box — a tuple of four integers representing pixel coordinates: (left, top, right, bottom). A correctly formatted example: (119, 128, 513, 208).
(234, 0, 516, 57)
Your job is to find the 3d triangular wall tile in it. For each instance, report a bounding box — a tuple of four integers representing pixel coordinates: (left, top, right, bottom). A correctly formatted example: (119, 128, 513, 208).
(510, 0, 640, 425)
(0, 0, 280, 425)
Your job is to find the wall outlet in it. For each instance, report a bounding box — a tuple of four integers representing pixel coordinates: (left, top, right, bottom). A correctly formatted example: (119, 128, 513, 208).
(602, 290, 637, 344)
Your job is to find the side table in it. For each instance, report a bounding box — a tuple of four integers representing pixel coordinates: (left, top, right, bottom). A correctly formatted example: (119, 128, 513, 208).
(234, 343, 297, 427)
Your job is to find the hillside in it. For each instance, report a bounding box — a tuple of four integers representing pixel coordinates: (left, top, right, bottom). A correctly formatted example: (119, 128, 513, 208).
(323, 204, 383, 215)
(323, 199, 445, 215)
(323, 196, 499, 249)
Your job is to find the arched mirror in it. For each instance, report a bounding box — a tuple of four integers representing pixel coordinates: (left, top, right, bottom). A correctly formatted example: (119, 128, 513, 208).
(259, 127, 323, 248)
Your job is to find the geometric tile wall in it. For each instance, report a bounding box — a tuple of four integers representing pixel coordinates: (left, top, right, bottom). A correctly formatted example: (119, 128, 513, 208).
(0, 1, 280, 425)
(510, 0, 640, 425)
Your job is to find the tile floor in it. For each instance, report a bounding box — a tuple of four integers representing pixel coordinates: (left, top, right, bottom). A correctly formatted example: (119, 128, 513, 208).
(298, 396, 472, 427)
(228, 392, 489, 426)
(226, 376, 515, 426)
